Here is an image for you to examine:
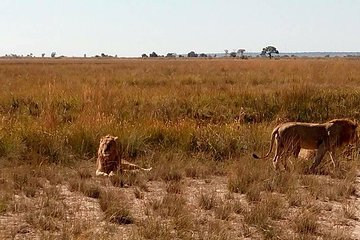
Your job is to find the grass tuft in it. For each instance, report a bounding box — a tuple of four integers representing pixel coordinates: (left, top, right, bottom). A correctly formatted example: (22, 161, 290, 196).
(99, 189, 134, 224)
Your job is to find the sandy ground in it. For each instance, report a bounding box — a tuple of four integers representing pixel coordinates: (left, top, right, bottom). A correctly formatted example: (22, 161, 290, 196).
(1, 173, 359, 239)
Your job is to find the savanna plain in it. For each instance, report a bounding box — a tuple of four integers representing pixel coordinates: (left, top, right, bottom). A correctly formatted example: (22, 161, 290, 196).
(1, 58, 360, 239)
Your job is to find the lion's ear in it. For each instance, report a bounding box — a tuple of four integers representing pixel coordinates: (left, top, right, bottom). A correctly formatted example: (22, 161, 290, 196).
(114, 136, 118, 140)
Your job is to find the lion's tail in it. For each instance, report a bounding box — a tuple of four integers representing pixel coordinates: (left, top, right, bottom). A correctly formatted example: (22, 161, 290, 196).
(252, 126, 279, 159)
(140, 167, 152, 172)
(121, 160, 152, 172)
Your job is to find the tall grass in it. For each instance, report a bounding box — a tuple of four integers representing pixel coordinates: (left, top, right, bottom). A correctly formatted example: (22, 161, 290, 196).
(1, 58, 360, 162)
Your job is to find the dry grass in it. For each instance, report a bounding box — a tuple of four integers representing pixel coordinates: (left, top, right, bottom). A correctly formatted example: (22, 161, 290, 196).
(199, 192, 217, 210)
(99, 189, 134, 224)
(293, 210, 319, 235)
(1, 58, 360, 239)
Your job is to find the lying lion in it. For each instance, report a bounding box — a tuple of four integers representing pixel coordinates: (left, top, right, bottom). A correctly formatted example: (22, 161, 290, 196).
(96, 135, 152, 177)
(253, 118, 358, 172)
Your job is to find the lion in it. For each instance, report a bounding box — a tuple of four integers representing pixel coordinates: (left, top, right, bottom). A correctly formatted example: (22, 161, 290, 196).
(299, 119, 359, 163)
(96, 135, 152, 177)
(252, 118, 358, 172)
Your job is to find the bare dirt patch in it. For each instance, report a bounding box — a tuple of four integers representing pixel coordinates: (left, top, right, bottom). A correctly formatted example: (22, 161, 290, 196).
(2, 166, 358, 239)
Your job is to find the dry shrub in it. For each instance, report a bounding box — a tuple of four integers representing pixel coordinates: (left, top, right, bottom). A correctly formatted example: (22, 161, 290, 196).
(59, 221, 93, 240)
(214, 201, 233, 220)
(151, 194, 186, 218)
(69, 179, 101, 199)
(244, 193, 285, 228)
(264, 171, 298, 194)
(116, 171, 149, 190)
(322, 227, 352, 240)
(12, 167, 42, 197)
(19, 128, 69, 164)
(166, 181, 182, 194)
(134, 187, 144, 199)
(0, 134, 25, 159)
(245, 183, 262, 202)
(188, 125, 242, 160)
(232, 200, 248, 215)
(198, 192, 217, 210)
(342, 203, 358, 220)
(198, 219, 233, 240)
(65, 126, 97, 157)
(99, 189, 134, 224)
(25, 194, 66, 231)
(0, 193, 11, 214)
(136, 217, 173, 240)
(293, 210, 318, 235)
(301, 175, 355, 201)
(76, 167, 93, 179)
(184, 157, 212, 179)
(172, 213, 194, 238)
(149, 153, 184, 182)
(287, 192, 310, 207)
(161, 168, 183, 182)
(243, 205, 269, 227)
(228, 159, 271, 194)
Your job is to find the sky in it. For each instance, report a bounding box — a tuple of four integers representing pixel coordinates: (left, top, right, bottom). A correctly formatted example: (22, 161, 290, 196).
(1, 0, 359, 57)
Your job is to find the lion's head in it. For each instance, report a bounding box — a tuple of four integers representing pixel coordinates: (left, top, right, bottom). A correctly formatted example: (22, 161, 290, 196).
(328, 119, 358, 147)
(96, 135, 121, 176)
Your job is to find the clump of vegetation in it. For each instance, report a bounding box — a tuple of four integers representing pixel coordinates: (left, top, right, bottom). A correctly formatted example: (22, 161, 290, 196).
(99, 189, 134, 224)
(293, 210, 319, 236)
(69, 179, 101, 199)
(198, 192, 217, 210)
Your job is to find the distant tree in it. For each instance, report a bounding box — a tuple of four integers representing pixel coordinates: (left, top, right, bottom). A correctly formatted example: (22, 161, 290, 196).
(260, 46, 279, 59)
(166, 53, 176, 58)
(42, 53, 45, 58)
(51, 52, 56, 58)
(149, 52, 158, 57)
(237, 49, 245, 58)
(229, 52, 237, 57)
(142, 53, 148, 58)
(224, 49, 229, 57)
(199, 53, 207, 58)
(84, 54, 86, 58)
(187, 51, 198, 57)
(101, 53, 107, 57)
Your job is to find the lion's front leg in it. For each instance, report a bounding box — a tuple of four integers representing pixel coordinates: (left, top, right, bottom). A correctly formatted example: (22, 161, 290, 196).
(96, 157, 106, 176)
(310, 141, 327, 173)
(96, 170, 109, 177)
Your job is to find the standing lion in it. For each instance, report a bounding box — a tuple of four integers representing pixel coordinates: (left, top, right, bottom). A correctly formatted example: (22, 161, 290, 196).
(253, 118, 358, 172)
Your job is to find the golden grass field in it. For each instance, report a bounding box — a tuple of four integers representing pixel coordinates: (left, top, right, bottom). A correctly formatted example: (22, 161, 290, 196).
(1, 57, 360, 239)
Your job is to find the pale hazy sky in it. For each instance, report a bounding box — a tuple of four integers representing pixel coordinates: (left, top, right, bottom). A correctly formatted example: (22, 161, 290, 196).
(1, 0, 359, 57)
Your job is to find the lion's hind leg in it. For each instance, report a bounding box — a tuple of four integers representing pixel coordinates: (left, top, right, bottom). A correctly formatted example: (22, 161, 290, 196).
(272, 137, 282, 171)
(272, 143, 291, 171)
(328, 151, 336, 168)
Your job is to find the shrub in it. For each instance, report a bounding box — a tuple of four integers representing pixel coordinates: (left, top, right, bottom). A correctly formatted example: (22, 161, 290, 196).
(99, 189, 134, 224)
